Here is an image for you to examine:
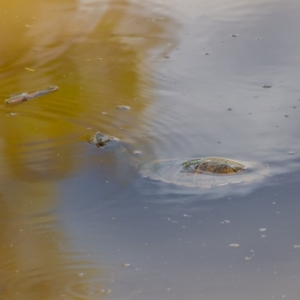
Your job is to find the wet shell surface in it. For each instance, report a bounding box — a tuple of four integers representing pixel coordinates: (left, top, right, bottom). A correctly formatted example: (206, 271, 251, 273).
(138, 157, 269, 188)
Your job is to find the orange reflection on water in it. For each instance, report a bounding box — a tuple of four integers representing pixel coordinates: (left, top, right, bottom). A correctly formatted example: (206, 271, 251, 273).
(0, 0, 179, 178)
(0, 183, 110, 299)
(0, 0, 179, 299)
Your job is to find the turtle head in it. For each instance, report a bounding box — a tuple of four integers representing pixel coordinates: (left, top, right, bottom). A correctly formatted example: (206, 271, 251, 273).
(90, 131, 112, 147)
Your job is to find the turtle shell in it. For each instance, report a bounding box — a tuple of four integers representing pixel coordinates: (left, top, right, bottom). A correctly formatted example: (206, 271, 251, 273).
(138, 157, 269, 188)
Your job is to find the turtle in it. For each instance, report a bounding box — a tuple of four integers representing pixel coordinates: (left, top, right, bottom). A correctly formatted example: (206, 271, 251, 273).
(89, 131, 269, 188)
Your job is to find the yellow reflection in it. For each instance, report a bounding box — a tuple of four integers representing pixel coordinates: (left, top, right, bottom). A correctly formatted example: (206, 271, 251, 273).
(0, 0, 179, 298)
(0, 183, 110, 299)
(0, 0, 179, 179)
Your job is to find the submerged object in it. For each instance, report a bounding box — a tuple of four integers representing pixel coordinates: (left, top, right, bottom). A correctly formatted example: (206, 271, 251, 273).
(89, 131, 269, 188)
(138, 158, 268, 188)
(89, 131, 118, 147)
(5, 86, 58, 105)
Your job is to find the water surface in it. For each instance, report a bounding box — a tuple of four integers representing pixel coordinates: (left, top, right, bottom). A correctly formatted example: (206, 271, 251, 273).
(1, 0, 300, 299)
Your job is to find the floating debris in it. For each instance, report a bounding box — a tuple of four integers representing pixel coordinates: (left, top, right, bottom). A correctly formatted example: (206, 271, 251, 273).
(259, 228, 267, 232)
(229, 243, 240, 248)
(220, 220, 230, 224)
(183, 213, 191, 218)
(5, 86, 58, 105)
(116, 105, 131, 111)
(230, 34, 238, 37)
(287, 151, 295, 155)
(133, 150, 142, 155)
(244, 256, 253, 261)
(25, 67, 35, 72)
(121, 263, 130, 267)
(262, 84, 272, 88)
(7, 112, 17, 116)
(294, 245, 300, 248)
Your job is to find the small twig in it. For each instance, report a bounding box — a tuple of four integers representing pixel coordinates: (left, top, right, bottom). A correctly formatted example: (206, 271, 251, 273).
(5, 86, 58, 105)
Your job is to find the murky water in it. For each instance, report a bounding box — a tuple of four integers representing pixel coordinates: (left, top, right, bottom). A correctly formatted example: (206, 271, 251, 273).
(1, 0, 300, 299)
